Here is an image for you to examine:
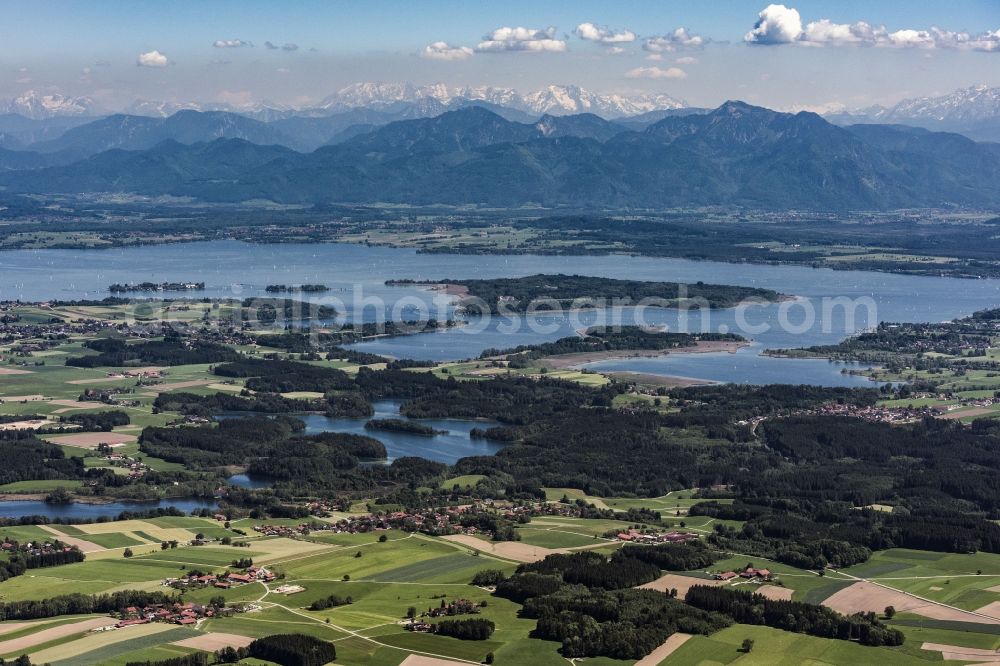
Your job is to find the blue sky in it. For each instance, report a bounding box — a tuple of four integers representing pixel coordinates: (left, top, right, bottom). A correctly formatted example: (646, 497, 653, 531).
(3, 1, 999, 110)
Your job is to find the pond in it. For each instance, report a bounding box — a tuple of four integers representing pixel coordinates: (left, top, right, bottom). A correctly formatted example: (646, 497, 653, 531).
(223, 399, 505, 487)
(582, 346, 880, 387)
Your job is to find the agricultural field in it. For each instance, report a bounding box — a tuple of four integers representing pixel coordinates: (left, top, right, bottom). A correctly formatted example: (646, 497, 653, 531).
(831, 549, 1000, 615)
(0, 516, 579, 665)
(543, 487, 732, 517)
(0, 500, 997, 663)
(668, 623, 951, 665)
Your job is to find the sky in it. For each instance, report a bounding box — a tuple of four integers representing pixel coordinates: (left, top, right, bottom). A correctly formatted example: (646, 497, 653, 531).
(3, 0, 1000, 112)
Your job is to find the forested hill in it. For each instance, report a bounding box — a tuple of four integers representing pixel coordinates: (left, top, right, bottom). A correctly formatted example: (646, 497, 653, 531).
(3, 102, 1000, 210)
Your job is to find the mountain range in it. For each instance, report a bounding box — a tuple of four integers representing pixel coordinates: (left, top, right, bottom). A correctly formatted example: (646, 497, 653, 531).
(315, 83, 686, 118)
(7, 81, 1000, 145)
(3, 101, 998, 211)
(0, 83, 686, 121)
(828, 85, 1000, 142)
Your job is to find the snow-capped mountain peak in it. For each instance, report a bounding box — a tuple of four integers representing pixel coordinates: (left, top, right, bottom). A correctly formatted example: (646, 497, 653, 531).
(123, 98, 294, 120)
(318, 82, 686, 118)
(0, 90, 101, 119)
(876, 85, 1000, 123)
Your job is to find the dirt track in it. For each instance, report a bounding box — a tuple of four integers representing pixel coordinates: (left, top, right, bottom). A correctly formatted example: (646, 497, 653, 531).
(634, 633, 692, 665)
(399, 655, 471, 666)
(151, 380, 216, 392)
(173, 632, 254, 651)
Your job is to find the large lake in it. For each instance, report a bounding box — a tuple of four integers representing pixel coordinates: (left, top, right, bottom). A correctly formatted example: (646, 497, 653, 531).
(4, 240, 1000, 385)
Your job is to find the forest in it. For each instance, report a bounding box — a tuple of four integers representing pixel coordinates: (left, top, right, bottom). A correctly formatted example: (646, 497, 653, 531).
(389, 274, 782, 314)
(65, 336, 241, 367)
(432, 618, 495, 640)
(0, 590, 176, 621)
(494, 552, 731, 659)
(213, 358, 356, 392)
(246, 634, 336, 666)
(251, 320, 456, 351)
(264, 284, 330, 293)
(140, 416, 386, 470)
(19, 339, 1000, 565)
(480, 326, 743, 365)
(108, 282, 204, 292)
(364, 418, 443, 436)
(0, 433, 86, 486)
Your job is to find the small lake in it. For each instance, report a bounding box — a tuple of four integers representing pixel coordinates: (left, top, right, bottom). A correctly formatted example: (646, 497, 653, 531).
(226, 474, 274, 490)
(583, 346, 881, 388)
(0, 497, 218, 521)
(224, 399, 504, 488)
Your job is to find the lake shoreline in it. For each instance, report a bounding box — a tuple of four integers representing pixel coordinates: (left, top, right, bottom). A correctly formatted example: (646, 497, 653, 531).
(602, 371, 717, 387)
(4, 233, 996, 280)
(0, 492, 212, 505)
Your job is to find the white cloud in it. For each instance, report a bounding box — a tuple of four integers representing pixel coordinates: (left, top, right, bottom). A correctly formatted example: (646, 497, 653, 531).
(213, 39, 252, 48)
(645, 53, 663, 61)
(747, 5, 1000, 51)
(136, 50, 169, 67)
(675, 56, 698, 64)
(968, 29, 1000, 52)
(265, 41, 299, 51)
(476, 26, 567, 53)
(803, 22, 1000, 50)
(801, 19, 868, 45)
(625, 66, 687, 80)
(745, 4, 803, 44)
(575, 22, 636, 44)
(643, 27, 707, 52)
(606, 46, 626, 55)
(420, 41, 474, 61)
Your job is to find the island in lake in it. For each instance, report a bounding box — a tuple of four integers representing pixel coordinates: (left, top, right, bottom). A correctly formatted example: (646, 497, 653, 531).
(365, 418, 446, 436)
(265, 284, 331, 293)
(108, 281, 204, 292)
(481, 326, 747, 369)
(387, 274, 784, 313)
